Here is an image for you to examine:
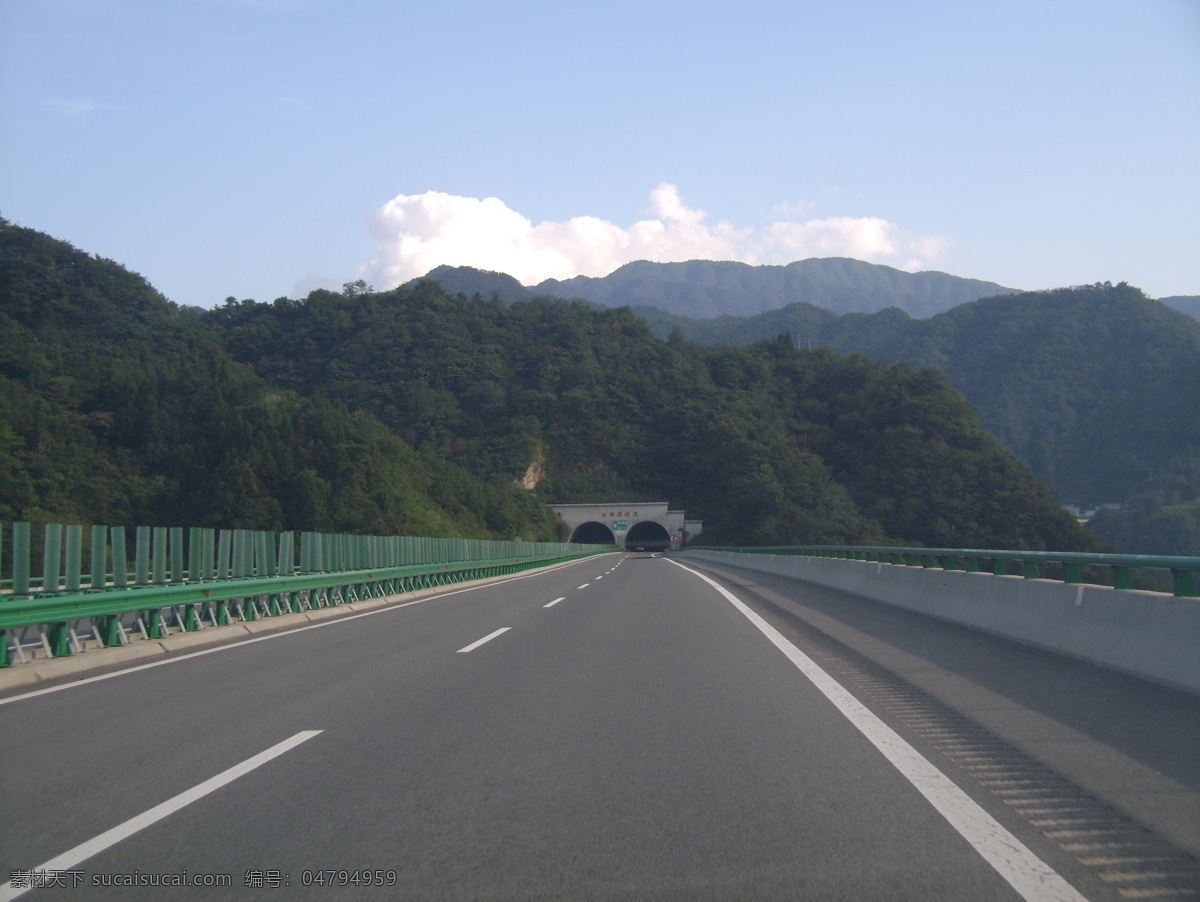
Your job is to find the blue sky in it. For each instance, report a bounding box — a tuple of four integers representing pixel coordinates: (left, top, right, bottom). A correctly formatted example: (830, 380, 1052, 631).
(2, 0, 1197, 309)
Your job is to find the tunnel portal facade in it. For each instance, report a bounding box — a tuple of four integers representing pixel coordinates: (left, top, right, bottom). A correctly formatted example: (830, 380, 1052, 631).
(548, 502, 702, 551)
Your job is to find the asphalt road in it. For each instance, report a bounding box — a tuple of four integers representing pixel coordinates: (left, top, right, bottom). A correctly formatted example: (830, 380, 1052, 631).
(1, 553, 1196, 900)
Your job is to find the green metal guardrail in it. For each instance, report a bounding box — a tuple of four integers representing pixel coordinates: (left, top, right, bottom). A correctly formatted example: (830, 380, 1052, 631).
(687, 545, 1200, 598)
(0, 521, 615, 667)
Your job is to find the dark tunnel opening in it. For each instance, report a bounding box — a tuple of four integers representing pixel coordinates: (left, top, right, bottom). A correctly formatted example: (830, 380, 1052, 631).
(569, 521, 617, 545)
(624, 520, 671, 552)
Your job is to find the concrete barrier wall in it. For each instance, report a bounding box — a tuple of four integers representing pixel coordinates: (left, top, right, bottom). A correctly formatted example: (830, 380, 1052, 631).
(682, 550, 1200, 695)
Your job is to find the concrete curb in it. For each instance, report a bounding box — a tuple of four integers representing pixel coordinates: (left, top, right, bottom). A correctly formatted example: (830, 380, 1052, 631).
(0, 564, 575, 694)
(681, 550, 1200, 695)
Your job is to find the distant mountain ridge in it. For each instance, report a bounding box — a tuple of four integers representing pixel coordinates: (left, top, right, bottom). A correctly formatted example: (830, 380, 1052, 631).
(416, 262, 1200, 518)
(634, 283, 1200, 517)
(537, 258, 1019, 319)
(1160, 295, 1200, 321)
(416, 266, 534, 303)
(412, 258, 1019, 319)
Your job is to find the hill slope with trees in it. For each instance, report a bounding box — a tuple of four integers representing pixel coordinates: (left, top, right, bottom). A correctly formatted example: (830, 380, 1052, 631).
(0, 220, 563, 539)
(0, 220, 1103, 552)
(638, 284, 1200, 518)
(203, 279, 1097, 551)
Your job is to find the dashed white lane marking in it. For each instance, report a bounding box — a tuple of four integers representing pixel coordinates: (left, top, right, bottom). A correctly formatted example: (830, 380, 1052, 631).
(544, 597, 566, 608)
(457, 627, 511, 653)
(1, 555, 602, 708)
(0, 730, 323, 902)
(667, 559, 1087, 902)
(577, 584, 590, 589)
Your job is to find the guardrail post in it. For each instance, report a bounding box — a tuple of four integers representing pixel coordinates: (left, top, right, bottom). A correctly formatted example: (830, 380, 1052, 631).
(215, 530, 232, 623)
(1063, 562, 1083, 584)
(48, 621, 70, 656)
(147, 607, 166, 639)
(1023, 559, 1040, 579)
(102, 613, 122, 647)
(1112, 565, 1134, 590)
(1172, 569, 1199, 598)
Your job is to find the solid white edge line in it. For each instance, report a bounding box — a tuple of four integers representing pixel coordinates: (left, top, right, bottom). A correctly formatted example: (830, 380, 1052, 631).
(544, 597, 566, 608)
(457, 627, 511, 653)
(666, 559, 1088, 902)
(1, 555, 605, 707)
(0, 730, 322, 902)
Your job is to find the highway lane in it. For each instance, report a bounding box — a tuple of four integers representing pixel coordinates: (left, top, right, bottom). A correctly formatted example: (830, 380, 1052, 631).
(678, 554, 1200, 898)
(0, 552, 1180, 899)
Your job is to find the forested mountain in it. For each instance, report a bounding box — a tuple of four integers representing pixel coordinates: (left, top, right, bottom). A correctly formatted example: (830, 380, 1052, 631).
(637, 283, 1200, 516)
(0, 220, 564, 539)
(1160, 295, 1200, 322)
(422, 258, 1015, 319)
(203, 280, 1097, 551)
(414, 265, 534, 303)
(1087, 501, 1200, 556)
(632, 300, 840, 347)
(895, 285, 1200, 511)
(0, 220, 1103, 551)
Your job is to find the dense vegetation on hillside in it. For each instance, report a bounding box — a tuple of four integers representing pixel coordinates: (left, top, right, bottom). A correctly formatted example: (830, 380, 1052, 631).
(1160, 295, 1200, 322)
(628, 284, 1200, 518)
(899, 285, 1200, 511)
(0, 221, 564, 539)
(204, 279, 1097, 550)
(0, 221, 1105, 551)
(1087, 501, 1200, 556)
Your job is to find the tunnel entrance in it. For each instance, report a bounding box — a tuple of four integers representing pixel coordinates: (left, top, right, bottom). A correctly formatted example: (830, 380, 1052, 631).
(569, 521, 617, 545)
(624, 520, 671, 552)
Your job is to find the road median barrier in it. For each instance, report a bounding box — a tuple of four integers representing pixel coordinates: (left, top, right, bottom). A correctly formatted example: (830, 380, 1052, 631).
(681, 546, 1200, 694)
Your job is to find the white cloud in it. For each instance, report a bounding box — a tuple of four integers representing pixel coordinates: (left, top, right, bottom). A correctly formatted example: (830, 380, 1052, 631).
(360, 184, 949, 288)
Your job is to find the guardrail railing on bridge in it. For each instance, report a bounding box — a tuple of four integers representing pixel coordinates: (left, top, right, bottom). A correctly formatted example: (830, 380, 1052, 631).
(687, 545, 1200, 598)
(0, 522, 613, 667)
